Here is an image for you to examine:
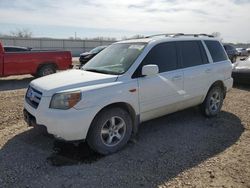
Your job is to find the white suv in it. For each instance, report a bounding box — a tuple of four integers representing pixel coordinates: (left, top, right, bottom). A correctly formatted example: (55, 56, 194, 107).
(24, 34, 233, 155)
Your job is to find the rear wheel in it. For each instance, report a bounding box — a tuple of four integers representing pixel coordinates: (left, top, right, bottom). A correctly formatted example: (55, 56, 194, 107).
(87, 108, 132, 155)
(201, 85, 224, 117)
(37, 65, 56, 77)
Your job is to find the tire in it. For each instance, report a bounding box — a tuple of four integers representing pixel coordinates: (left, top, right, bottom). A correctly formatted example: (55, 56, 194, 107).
(87, 107, 132, 155)
(201, 85, 224, 117)
(37, 65, 56, 77)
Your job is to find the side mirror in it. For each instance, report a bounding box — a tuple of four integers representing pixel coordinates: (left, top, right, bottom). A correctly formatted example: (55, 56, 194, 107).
(142, 64, 159, 76)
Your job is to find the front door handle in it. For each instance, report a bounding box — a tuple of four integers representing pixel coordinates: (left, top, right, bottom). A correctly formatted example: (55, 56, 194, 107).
(172, 75, 182, 81)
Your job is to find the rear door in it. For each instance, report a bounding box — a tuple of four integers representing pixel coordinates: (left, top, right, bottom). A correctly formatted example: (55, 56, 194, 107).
(178, 40, 212, 108)
(136, 42, 184, 121)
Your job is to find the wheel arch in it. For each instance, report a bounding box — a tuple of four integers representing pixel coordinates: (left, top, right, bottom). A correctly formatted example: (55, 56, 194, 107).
(36, 62, 58, 72)
(206, 80, 226, 100)
(35, 62, 58, 77)
(87, 102, 139, 138)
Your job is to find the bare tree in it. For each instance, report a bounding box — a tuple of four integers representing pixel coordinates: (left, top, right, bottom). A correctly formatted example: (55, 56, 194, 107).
(122, 34, 145, 40)
(87, 36, 116, 41)
(10, 28, 33, 38)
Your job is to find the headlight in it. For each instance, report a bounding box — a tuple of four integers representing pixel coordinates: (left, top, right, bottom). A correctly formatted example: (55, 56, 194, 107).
(50, 91, 81, 110)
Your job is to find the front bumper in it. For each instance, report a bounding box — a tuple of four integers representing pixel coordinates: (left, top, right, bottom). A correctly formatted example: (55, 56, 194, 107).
(23, 109, 48, 132)
(24, 98, 98, 141)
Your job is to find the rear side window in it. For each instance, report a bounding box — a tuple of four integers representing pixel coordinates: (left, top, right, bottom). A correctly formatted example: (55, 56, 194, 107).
(205, 40, 228, 62)
(141, 42, 178, 73)
(178, 41, 207, 68)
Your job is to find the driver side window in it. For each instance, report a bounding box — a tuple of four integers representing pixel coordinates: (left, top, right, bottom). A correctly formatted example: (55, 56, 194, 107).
(132, 42, 178, 78)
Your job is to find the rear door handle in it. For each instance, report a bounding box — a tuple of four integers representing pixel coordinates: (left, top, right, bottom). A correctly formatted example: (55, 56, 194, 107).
(205, 68, 212, 73)
(172, 75, 182, 80)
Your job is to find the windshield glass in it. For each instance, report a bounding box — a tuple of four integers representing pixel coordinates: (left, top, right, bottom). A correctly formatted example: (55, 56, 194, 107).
(83, 43, 146, 75)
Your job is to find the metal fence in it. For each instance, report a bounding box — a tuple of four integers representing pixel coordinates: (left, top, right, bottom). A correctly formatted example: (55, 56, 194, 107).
(0, 37, 115, 57)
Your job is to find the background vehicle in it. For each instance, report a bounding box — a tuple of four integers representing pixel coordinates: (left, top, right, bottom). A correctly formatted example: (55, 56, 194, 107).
(223, 44, 238, 63)
(232, 57, 250, 84)
(4, 46, 32, 52)
(236, 48, 248, 56)
(0, 42, 72, 77)
(247, 48, 250, 54)
(24, 34, 233, 155)
(79, 46, 107, 67)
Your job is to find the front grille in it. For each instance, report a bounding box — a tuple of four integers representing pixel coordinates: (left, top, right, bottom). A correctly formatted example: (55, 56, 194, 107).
(25, 86, 43, 109)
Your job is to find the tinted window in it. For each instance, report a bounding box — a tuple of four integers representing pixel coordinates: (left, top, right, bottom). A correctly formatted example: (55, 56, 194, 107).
(205, 41, 228, 62)
(141, 42, 178, 73)
(178, 41, 206, 68)
(199, 42, 209, 64)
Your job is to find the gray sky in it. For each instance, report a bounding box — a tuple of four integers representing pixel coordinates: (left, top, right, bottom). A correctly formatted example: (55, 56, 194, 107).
(0, 0, 250, 43)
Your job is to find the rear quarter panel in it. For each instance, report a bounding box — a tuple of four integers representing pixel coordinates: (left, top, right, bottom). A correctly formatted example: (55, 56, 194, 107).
(203, 60, 233, 100)
(48, 51, 72, 70)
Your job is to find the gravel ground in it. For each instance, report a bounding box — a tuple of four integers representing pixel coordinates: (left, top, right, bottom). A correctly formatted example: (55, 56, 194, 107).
(0, 75, 250, 188)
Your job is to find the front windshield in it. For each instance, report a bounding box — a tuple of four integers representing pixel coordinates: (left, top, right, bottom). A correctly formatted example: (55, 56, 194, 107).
(83, 43, 146, 75)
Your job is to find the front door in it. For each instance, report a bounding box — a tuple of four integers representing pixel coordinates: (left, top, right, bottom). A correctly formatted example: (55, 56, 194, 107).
(136, 42, 184, 122)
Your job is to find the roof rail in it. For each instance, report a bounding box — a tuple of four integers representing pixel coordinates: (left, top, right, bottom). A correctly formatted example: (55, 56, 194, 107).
(145, 33, 184, 38)
(176, 33, 214, 38)
(145, 33, 214, 38)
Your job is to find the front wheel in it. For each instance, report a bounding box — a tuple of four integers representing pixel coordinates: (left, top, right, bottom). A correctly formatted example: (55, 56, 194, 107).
(87, 108, 132, 155)
(201, 86, 224, 117)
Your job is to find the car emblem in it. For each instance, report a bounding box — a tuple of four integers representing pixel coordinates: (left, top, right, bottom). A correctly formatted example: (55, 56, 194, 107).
(27, 88, 35, 101)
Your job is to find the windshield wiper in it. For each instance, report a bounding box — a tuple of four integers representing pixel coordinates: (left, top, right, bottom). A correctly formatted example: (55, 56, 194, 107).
(84, 68, 105, 73)
(83, 68, 118, 75)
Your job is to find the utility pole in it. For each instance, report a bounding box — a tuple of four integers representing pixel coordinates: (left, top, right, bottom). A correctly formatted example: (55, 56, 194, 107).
(75, 32, 77, 40)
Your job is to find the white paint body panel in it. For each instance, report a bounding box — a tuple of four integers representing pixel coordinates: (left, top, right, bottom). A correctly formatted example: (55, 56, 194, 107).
(24, 36, 233, 141)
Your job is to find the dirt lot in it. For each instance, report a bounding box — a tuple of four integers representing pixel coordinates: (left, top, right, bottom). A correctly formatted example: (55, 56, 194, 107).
(0, 74, 250, 188)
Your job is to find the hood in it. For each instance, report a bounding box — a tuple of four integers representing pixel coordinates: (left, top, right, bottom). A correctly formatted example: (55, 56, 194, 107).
(80, 52, 91, 56)
(30, 69, 118, 96)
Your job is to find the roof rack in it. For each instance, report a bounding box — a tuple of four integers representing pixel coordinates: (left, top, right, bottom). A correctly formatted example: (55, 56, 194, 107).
(145, 33, 184, 38)
(145, 33, 214, 38)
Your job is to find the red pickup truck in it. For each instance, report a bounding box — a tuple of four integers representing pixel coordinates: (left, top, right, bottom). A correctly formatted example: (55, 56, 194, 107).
(0, 42, 72, 77)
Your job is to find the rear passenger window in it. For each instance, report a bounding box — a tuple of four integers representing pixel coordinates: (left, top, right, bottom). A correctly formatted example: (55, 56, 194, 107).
(178, 41, 206, 68)
(141, 42, 178, 73)
(205, 40, 228, 62)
